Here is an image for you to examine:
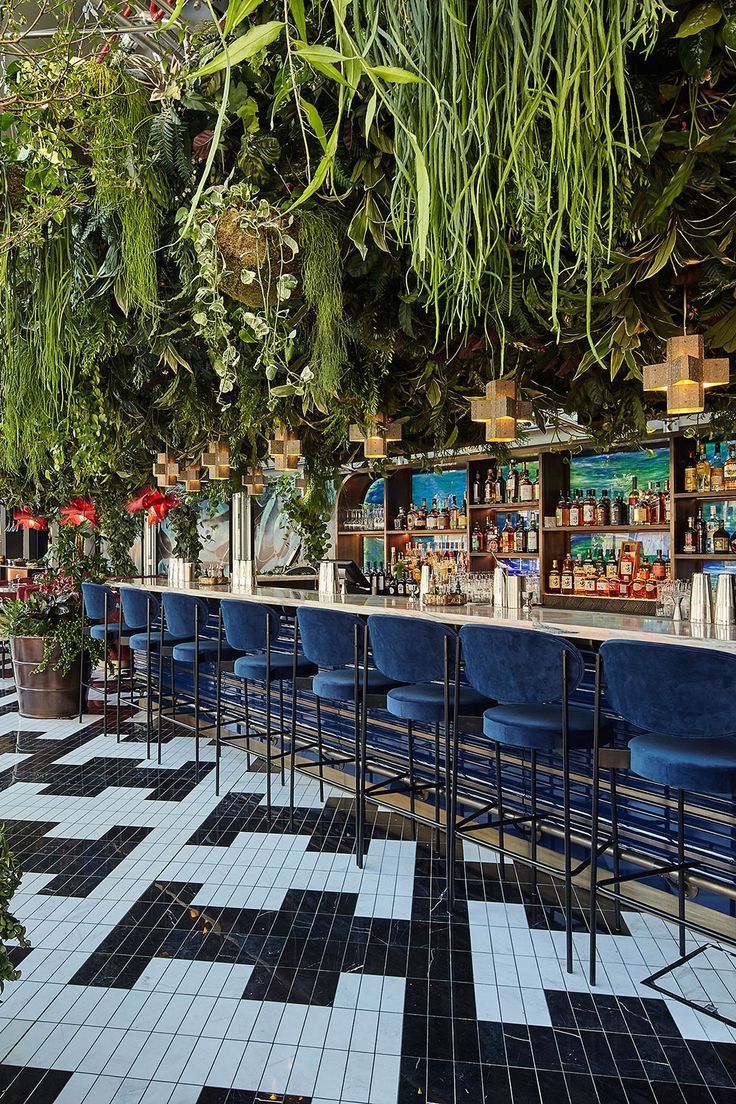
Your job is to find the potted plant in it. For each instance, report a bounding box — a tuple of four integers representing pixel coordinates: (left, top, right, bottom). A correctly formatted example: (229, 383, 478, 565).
(0, 573, 104, 719)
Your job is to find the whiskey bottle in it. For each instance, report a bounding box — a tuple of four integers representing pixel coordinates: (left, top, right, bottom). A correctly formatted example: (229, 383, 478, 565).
(596, 489, 610, 527)
(532, 472, 540, 501)
(711, 442, 725, 491)
(605, 548, 619, 578)
(582, 488, 596, 527)
(695, 508, 707, 555)
(706, 505, 718, 553)
(473, 472, 482, 505)
(415, 500, 427, 530)
(394, 506, 407, 531)
(725, 443, 736, 491)
(573, 554, 586, 595)
(610, 493, 625, 526)
(548, 559, 561, 592)
(561, 555, 574, 593)
(506, 460, 519, 503)
(526, 514, 539, 553)
(663, 479, 671, 524)
(556, 490, 568, 528)
(487, 519, 500, 554)
(501, 517, 515, 552)
(484, 468, 494, 504)
(514, 516, 526, 552)
(440, 498, 450, 530)
(628, 476, 639, 525)
(696, 444, 711, 493)
(569, 490, 581, 527)
(494, 467, 506, 504)
(471, 523, 481, 552)
(458, 495, 468, 529)
(683, 516, 696, 554)
(684, 449, 698, 493)
(449, 495, 459, 530)
(713, 518, 730, 554)
(426, 498, 438, 531)
(652, 548, 667, 580)
(634, 490, 650, 527)
(519, 464, 534, 502)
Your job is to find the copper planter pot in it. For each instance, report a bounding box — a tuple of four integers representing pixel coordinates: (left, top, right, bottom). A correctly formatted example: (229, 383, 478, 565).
(10, 636, 89, 719)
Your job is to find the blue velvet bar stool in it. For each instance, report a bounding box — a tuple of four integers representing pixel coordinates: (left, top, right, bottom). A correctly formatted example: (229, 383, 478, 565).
(160, 592, 214, 777)
(366, 613, 491, 909)
(295, 606, 402, 860)
(119, 586, 161, 756)
(459, 624, 612, 973)
(82, 582, 136, 742)
(221, 598, 317, 818)
(592, 640, 736, 983)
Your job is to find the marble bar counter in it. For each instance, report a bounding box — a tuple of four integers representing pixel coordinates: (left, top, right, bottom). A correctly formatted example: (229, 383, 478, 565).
(120, 579, 736, 653)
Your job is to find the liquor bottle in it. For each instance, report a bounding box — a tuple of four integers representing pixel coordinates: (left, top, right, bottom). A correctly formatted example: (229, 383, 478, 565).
(648, 482, 661, 524)
(449, 496, 458, 530)
(458, 495, 468, 529)
(387, 568, 399, 596)
(596, 565, 610, 597)
(596, 489, 610, 527)
(514, 516, 526, 552)
(683, 516, 696, 554)
(610, 493, 625, 526)
(526, 514, 539, 553)
(583, 549, 597, 594)
(696, 444, 711, 493)
(663, 479, 671, 524)
(713, 517, 730, 554)
(376, 562, 386, 593)
(487, 519, 500, 554)
(695, 508, 707, 555)
(684, 449, 698, 493)
(628, 476, 639, 525)
(519, 464, 534, 502)
(532, 472, 540, 501)
(561, 555, 574, 593)
(652, 549, 667, 580)
(569, 491, 581, 527)
(548, 559, 561, 592)
(582, 488, 596, 527)
(645, 573, 658, 600)
(440, 498, 450, 530)
(506, 460, 519, 503)
(407, 503, 416, 531)
(631, 570, 646, 599)
(484, 468, 494, 505)
(368, 563, 377, 594)
(494, 467, 506, 504)
(473, 472, 482, 505)
(595, 547, 606, 578)
(730, 529, 736, 554)
(619, 547, 636, 586)
(415, 500, 427, 530)
(725, 443, 736, 491)
(427, 498, 439, 530)
(471, 523, 481, 552)
(502, 517, 514, 553)
(706, 505, 718, 553)
(556, 490, 569, 528)
(605, 548, 619, 578)
(394, 506, 407, 531)
(609, 571, 621, 598)
(573, 554, 586, 595)
(711, 442, 725, 491)
(634, 490, 649, 527)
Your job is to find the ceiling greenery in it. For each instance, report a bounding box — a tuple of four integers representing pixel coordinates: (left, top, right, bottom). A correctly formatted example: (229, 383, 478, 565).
(2, 0, 736, 522)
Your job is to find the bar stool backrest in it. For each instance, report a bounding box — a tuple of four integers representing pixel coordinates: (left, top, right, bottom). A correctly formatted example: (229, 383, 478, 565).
(368, 613, 456, 683)
(119, 587, 160, 630)
(82, 582, 118, 620)
(162, 592, 211, 638)
(600, 640, 736, 738)
(221, 598, 282, 652)
(297, 607, 363, 668)
(460, 624, 585, 703)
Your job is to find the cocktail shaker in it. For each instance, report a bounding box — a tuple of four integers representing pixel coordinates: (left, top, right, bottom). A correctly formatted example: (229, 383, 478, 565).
(318, 560, 340, 597)
(506, 575, 523, 610)
(492, 567, 507, 608)
(690, 573, 713, 623)
(714, 573, 735, 625)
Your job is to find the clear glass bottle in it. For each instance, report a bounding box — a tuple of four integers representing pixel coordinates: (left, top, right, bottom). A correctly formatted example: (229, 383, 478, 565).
(506, 460, 519, 503)
(569, 490, 581, 527)
(484, 468, 494, 504)
(696, 444, 711, 494)
(514, 515, 526, 552)
(526, 514, 539, 553)
(725, 443, 736, 491)
(711, 442, 725, 492)
(519, 464, 533, 502)
(684, 449, 698, 493)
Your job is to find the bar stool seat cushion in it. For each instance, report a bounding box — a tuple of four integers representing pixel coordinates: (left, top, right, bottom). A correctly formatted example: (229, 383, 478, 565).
(171, 639, 242, 664)
(386, 682, 490, 723)
(234, 652, 318, 682)
(128, 630, 189, 652)
(90, 622, 135, 641)
(482, 703, 612, 752)
(630, 732, 736, 794)
(312, 667, 400, 702)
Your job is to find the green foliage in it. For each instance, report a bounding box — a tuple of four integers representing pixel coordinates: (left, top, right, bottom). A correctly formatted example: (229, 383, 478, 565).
(276, 469, 334, 564)
(167, 496, 203, 569)
(0, 584, 104, 677)
(299, 210, 349, 402)
(0, 829, 28, 993)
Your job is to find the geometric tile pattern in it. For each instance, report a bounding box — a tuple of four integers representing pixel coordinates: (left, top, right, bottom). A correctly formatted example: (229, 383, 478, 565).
(0, 675, 733, 1103)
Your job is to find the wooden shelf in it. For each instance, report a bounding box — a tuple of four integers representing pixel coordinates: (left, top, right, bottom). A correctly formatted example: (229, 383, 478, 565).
(543, 524, 669, 533)
(674, 490, 736, 500)
(338, 530, 385, 536)
(470, 550, 538, 558)
(386, 529, 467, 536)
(469, 501, 540, 511)
(674, 553, 736, 561)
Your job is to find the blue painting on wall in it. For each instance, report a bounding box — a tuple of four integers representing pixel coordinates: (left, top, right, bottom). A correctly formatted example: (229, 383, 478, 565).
(411, 468, 467, 505)
(570, 446, 670, 497)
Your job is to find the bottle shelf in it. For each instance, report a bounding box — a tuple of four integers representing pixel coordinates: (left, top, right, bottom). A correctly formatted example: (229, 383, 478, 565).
(674, 490, 736, 501)
(674, 552, 736, 561)
(469, 501, 540, 510)
(543, 524, 670, 533)
(470, 550, 539, 558)
(386, 528, 467, 536)
(338, 530, 385, 536)
(543, 590, 657, 604)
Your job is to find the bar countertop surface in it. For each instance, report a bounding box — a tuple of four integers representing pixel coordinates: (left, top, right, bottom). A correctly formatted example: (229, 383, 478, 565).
(119, 579, 736, 653)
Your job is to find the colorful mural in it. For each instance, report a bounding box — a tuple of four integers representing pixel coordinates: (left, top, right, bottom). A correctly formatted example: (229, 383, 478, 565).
(158, 499, 231, 574)
(569, 446, 670, 497)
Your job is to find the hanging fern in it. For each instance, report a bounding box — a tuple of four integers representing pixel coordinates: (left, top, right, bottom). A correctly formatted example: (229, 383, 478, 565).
(149, 104, 192, 196)
(299, 210, 349, 402)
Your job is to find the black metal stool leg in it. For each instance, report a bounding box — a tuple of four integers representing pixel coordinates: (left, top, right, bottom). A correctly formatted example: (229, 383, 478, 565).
(562, 649, 574, 975)
(116, 619, 123, 742)
(279, 678, 285, 787)
(103, 592, 109, 739)
(495, 742, 505, 880)
(243, 679, 251, 768)
(289, 619, 299, 830)
(449, 631, 462, 912)
(78, 603, 85, 723)
(434, 722, 441, 847)
(610, 766, 622, 933)
(316, 697, 324, 803)
(353, 624, 363, 868)
(407, 721, 416, 817)
(156, 611, 165, 764)
(589, 652, 603, 985)
(677, 788, 687, 958)
(215, 605, 223, 797)
(358, 623, 370, 864)
(265, 612, 272, 821)
(194, 603, 200, 781)
(145, 599, 152, 759)
(443, 636, 454, 912)
(530, 749, 538, 903)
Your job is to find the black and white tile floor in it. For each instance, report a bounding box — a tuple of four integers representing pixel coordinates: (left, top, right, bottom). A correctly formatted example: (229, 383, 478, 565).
(0, 676, 734, 1103)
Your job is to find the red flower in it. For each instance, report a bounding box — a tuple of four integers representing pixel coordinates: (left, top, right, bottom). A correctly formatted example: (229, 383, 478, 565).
(126, 485, 154, 514)
(13, 507, 48, 531)
(60, 497, 99, 528)
(143, 490, 180, 525)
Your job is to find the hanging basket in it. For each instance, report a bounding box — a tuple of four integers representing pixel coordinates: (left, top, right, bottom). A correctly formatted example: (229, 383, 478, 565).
(216, 207, 300, 309)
